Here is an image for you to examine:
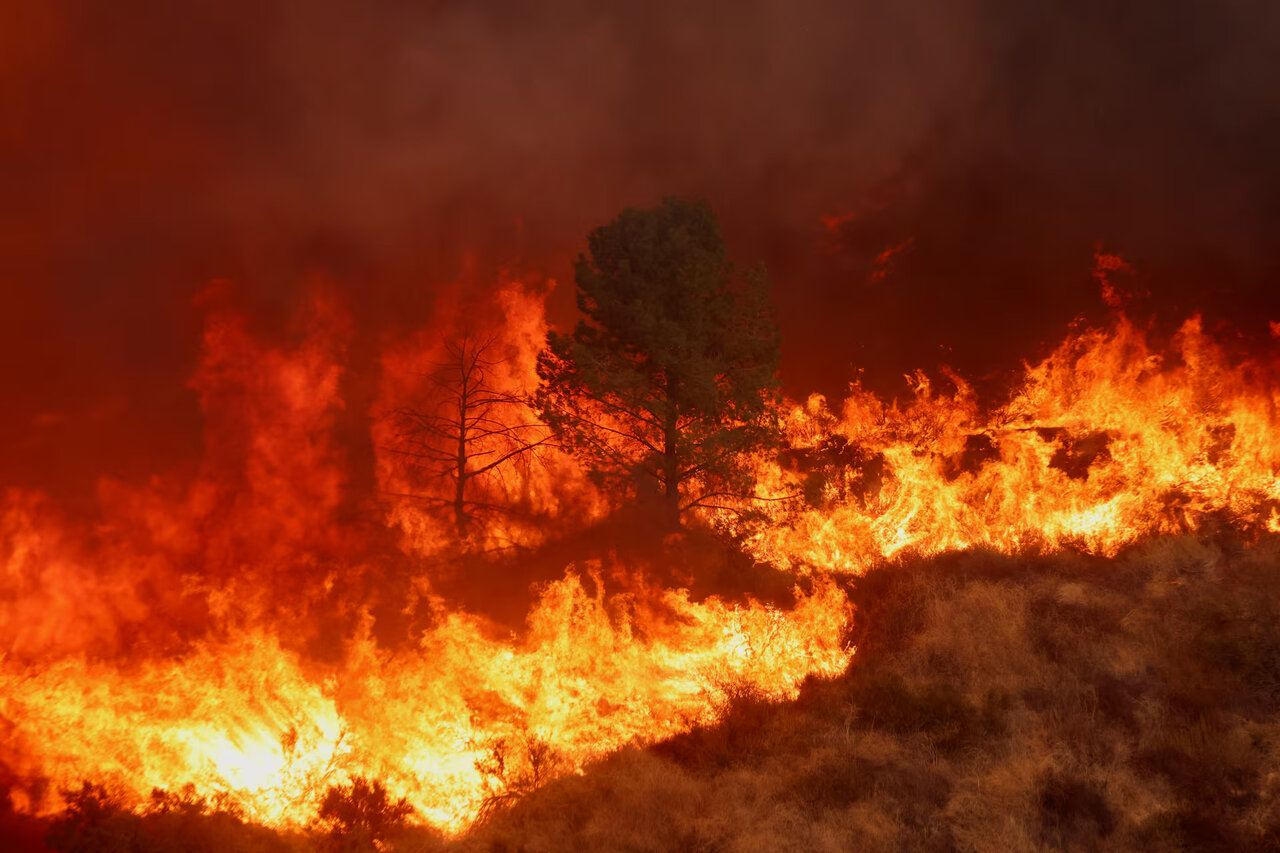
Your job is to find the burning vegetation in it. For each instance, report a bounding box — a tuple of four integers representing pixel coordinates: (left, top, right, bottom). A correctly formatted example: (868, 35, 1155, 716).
(1, 198, 1279, 851)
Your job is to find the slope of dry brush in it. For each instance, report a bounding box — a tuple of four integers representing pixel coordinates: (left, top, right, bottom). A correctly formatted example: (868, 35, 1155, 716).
(462, 535, 1280, 853)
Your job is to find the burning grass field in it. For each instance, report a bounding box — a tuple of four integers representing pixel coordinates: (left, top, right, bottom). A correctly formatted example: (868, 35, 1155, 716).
(2, 281, 1279, 851)
(9, 533, 1280, 852)
(5, 4, 1279, 848)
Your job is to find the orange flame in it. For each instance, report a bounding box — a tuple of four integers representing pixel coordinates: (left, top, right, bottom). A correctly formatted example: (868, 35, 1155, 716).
(3, 272, 1278, 835)
(0, 277, 851, 832)
(736, 313, 1280, 572)
(0, 570, 851, 828)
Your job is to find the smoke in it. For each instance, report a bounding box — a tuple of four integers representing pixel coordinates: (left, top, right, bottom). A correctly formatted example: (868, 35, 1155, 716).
(2, 0, 1278, 498)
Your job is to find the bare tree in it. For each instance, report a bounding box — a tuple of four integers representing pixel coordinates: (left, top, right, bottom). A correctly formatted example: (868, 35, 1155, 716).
(389, 332, 551, 543)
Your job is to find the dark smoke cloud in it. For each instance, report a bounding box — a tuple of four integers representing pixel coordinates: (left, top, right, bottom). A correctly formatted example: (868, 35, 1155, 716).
(2, 0, 1278, 499)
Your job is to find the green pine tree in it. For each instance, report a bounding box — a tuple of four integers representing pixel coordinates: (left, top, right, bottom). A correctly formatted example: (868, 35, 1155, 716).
(536, 197, 781, 525)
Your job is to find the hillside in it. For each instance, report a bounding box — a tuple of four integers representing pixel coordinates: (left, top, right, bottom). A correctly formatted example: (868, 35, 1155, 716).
(19, 533, 1280, 852)
(459, 534, 1280, 852)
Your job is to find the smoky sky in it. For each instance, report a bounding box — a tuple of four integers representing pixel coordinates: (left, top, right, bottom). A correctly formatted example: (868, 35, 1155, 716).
(3, 0, 1279, 498)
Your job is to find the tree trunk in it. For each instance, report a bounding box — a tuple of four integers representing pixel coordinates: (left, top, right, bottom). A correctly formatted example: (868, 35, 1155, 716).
(452, 472, 468, 540)
(454, 406, 469, 541)
(662, 402, 681, 527)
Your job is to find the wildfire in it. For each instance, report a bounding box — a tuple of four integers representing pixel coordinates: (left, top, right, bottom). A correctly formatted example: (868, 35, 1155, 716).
(0, 572, 849, 829)
(0, 276, 851, 832)
(738, 313, 1280, 573)
(1, 272, 1277, 836)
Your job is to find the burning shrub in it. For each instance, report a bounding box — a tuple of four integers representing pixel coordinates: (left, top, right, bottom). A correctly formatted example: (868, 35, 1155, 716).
(45, 782, 287, 853)
(45, 783, 136, 853)
(313, 777, 413, 852)
(647, 673, 800, 772)
(472, 732, 567, 822)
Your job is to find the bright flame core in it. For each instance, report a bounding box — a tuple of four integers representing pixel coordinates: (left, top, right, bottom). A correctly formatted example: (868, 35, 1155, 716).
(2, 575, 850, 829)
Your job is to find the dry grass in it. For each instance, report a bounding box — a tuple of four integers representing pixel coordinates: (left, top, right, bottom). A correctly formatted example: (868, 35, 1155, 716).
(455, 534, 1280, 852)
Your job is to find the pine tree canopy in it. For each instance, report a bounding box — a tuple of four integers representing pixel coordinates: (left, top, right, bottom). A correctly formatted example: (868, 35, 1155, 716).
(536, 197, 781, 521)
